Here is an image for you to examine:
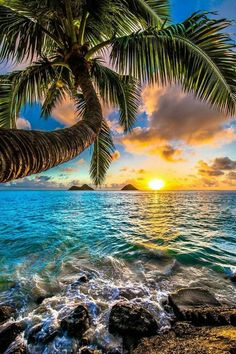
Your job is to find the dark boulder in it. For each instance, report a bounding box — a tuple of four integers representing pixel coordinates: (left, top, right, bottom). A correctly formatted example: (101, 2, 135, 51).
(0, 322, 23, 353)
(107, 349, 122, 354)
(109, 302, 158, 338)
(168, 288, 236, 326)
(0, 305, 16, 324)
(80, 349, 95, 354)
(231, 274, 236, 283)
(61, 305, 90, 337)
(27, 323, 59, 344)
(4, 336, 26, 354)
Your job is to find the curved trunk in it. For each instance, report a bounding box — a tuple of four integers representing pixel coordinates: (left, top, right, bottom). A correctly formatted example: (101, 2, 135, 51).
(0, 67, 103, 183)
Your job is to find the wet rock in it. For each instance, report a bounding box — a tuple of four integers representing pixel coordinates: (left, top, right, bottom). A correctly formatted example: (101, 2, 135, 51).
(109, 302, 159, 338)
(107, 349, 122, 354)
(169, 288, 220, 310)
(81, 337, 89, 346)
(27, 323, 43, 343)
(27, 323, 59, 344)
(172, 322, 195, 337)
(4, 336, 27, 354)
(35, 296, 46, 305)
(118, 287, 147, 300)
(231, 274, 236, 283)
(168, 287, 236, 326)
(0, 322, 23, 353)
(61, 305, 90, 337)
(132, 324, 236, 354)
(78, 275, 88, 283)
(0, 305, 16, 324)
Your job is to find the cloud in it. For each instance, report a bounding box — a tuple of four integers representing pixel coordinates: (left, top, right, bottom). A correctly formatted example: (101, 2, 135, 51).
(120, 85, 236, 161)
(197, 157, 236, 178)
(198, 160, 224, 177)
(61, 167, 76, 173)
(211, 157, 236, 171)
(227, 171, 236, 180)
(52, 97, 77, 126)
(16, 117, 31, 130)
(76, 159, 85, 166)
(0, 175, 67, 190)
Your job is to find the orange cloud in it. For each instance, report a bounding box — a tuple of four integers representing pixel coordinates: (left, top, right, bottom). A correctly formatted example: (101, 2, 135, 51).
(52, 96, 77, 126)
(120, 85, 236, 161)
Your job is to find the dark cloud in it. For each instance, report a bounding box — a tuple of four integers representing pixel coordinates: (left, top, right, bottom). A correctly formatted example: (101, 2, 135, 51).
(227, 172, 236, 180)
(198, 157, 236, 178)
(0, 175, 67, 190)
(211, 157, 236, 171)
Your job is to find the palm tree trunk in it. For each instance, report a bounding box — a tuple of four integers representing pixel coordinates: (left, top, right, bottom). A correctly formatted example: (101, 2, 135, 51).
(0, 67, 103, 183)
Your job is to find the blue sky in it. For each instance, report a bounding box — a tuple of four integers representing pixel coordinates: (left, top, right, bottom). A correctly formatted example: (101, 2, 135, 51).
(1, 0, 236, 190)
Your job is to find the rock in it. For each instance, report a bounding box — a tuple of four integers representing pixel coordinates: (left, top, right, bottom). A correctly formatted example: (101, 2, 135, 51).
(80, 349, 94, 354)
(0, 305, 16, 324)
(231, 274, 236, 283)
(27, 323, 43, 343)
(0, 322, 23, 353)
(35, 296, 46, 305)
(80, 349, 101, 354)
(109, 302, 158, 338)
(168, 288, 236, 327)
(121, 184, 138, 191)
(78, 275, 88, 283)
(27, 323, 59, 344)
(61, 305, 90, 337)
(132, 324, 236, 354)
(118, 287, 146, 300)
(69, 185, 94, 191)
(169, 288, 220, 310)
(4, 336, 26, 354)
(107, 349, 122, 354)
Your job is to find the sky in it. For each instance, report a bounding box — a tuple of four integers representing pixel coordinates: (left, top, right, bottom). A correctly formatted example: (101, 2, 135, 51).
(1, 0, 236, 190)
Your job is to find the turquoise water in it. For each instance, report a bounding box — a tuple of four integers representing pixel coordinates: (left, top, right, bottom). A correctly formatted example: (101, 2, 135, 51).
(0, 190, 236, 352)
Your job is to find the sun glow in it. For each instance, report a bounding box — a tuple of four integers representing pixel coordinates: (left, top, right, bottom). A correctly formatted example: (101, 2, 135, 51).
(148, 179, 165, 190)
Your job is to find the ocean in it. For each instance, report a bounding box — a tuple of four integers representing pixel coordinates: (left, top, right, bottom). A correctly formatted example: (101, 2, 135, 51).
(0, 190, 236, 352)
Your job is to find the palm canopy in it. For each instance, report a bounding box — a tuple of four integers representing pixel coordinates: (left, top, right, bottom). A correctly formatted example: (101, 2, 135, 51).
(0, 0, 236, 185)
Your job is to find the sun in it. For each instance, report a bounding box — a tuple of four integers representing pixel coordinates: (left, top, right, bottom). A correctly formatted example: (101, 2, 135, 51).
(148, 179, 165, 190)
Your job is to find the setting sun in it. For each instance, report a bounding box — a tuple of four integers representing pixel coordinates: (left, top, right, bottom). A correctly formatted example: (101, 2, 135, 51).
(148, 179, 165, 190)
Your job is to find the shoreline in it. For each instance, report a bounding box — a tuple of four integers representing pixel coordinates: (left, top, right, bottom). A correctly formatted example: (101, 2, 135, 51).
(0, 284, 236, 353)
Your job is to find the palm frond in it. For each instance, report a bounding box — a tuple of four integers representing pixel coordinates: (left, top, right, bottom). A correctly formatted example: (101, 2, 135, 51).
(0, 58, 59, 127)
(125, 0, 170, 27)
(90, 120, 115, 186)
(91, 59, 141, 132)
(0, 77, 16, 129)
(0, 3, 61, 63)
(41, 83, 68, 118)
(110, 12, 236, 115)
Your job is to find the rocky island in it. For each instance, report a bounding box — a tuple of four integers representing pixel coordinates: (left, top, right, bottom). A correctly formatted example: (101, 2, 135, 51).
(69, 184, 94, 191)
(121, 184, 139, 191)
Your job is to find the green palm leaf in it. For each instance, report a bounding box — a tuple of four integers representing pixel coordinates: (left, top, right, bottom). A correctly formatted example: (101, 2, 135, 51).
(110, 12, 236, 115)
(0, 77, 16, 129)
(90, 120, 115, 186)
(91, 59, 141, 132)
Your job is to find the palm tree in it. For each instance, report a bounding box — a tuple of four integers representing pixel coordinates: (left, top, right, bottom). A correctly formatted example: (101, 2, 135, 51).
(0, 1, 236, 185)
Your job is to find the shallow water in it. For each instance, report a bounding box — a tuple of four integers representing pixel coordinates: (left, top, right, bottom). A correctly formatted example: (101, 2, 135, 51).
(0, 190, 236, 352)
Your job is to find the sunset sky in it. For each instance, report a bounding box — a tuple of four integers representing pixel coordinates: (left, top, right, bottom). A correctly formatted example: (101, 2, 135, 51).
(1, 0, 236, 190)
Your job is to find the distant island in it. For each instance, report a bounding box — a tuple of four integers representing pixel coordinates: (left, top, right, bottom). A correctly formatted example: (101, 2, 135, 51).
(121, 184, 138, 191)
(69, 184, 94, 191)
